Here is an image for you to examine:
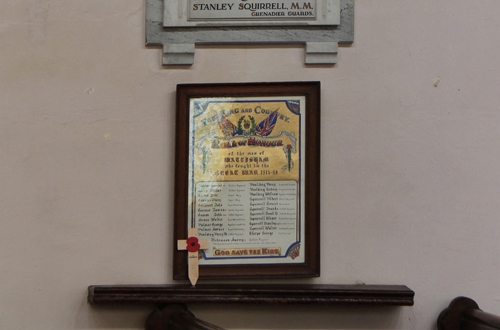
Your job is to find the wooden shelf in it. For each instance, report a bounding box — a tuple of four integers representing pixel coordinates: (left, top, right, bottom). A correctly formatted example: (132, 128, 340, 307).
(88, 284, 414, 306)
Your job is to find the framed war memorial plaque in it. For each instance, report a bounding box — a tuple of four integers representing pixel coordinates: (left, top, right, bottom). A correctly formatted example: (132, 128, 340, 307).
(173, 82, 320, 280)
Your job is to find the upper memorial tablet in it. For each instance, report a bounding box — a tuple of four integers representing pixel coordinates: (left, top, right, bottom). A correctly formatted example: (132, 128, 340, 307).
(164, 0, 340, 27)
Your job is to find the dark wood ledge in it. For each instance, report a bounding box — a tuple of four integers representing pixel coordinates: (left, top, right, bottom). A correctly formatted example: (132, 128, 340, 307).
(88, 284, 414, 306)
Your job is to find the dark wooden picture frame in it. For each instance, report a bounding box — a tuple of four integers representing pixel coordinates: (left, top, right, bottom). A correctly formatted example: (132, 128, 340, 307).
(173, 81, 320, 280)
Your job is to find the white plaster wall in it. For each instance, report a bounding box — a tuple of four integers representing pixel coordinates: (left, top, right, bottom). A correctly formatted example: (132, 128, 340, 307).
(1, 0, 500, 329)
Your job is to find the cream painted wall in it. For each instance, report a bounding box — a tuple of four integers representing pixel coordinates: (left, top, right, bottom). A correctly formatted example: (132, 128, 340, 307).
(2, 0, 500, 329)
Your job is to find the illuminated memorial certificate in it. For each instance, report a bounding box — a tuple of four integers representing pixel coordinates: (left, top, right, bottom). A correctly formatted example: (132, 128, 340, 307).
(187, 97, 306, 265)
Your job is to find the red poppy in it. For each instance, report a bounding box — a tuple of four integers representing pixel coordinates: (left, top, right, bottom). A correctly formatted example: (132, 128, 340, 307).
(186, 236, 200, 253)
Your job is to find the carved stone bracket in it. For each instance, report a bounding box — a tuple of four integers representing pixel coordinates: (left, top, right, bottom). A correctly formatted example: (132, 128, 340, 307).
(145, 0, 354, 65)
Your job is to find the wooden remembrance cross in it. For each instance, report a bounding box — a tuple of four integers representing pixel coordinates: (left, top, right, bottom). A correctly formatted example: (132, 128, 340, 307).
(177, 228, 209, 286)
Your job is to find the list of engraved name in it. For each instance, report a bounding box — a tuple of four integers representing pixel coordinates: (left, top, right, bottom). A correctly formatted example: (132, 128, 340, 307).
(194, 180, 297, 255)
